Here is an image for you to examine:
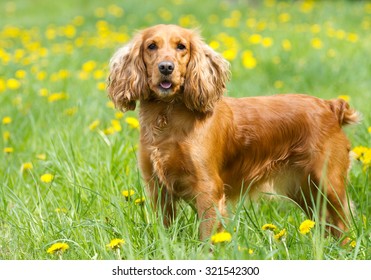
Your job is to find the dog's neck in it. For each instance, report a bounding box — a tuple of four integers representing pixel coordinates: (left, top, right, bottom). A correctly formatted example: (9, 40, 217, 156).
(140, 99, 208, 119)
(138, 99, 209, 143)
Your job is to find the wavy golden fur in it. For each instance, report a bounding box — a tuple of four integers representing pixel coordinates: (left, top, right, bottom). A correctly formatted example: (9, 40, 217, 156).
(108, 24, 359, 240)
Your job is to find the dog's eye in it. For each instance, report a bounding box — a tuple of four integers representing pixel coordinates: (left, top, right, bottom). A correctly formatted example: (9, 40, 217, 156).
(148, 43, 157, 50)
(177, 43, 186, 50)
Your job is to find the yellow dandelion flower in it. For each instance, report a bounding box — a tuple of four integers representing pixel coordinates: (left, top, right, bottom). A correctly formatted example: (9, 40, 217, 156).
(262, 223, 277, 231)
(2, 116, 12, 125)
(274, 229, 287, 241)
(134, 197, 146, 205)
(89, 120, 100, 131)
(108, 4, 124, 17)
(106, 101, 115, 109)
(299, 219, 315, 234)
(39, 88, 49, 96)
(179, 15, 196, 27)
(21, 162, 33, 172)
(48, 92, 67, 103)
(262, 37, 273, 48)
(111, 119, 122, 132)
(222, 48, 238, 61)
(36, 154, 47, 160)
(242, 50, 257, 69)
(4, 147, 14, 154)
(158, 7, 172, 21)
(3, 131, 11, 141)
(115, 112, 124, 119)
(62, 25, 76, 38)
(64, 107, 78, 116)
(352, 146, 368, 160)
(96, 20, 109, 31)
(300, 0, 315, 13)
(282, 39, 292, 51)
(103, 127, 115, 135)
(57, 70, 69, 80)
(15, 70, 27, 79)
(279, 13, 291, 23)
(264, 0, 275, 7)
(93, 69, 105, 80)
(310, 24, 321, 34)
(246, 18, 256, 28)
(350, 240, 357, 248)
(336, 30, 346, 40)
(249, 34, 262, 44)
(78, 71, 89, 80)
(97, 82, 106, 91)
(40, 173, 54, 183)
(47, 242, 69, 254)
(368, 127, 371, 134)
(257, 22, 266, 31)
(45, 27, 57, 40)
(338, 95, 350, 102)
(82, 60, 97, 72)
(223, 18, 239, 28)
(209, 40, 220, 50)
(211, 231, 232, 244)
(237, 246, 254, 254)
(3, 26, 20, 38)
(125, 117, 140, 129)
(107, 238, 125, 250)
(122, 189, 135, 199)
(347, 33, 359, 43)
(6, 78, 21, 90)
(274, 80, 284, 89)
(311, 38, 323, 49)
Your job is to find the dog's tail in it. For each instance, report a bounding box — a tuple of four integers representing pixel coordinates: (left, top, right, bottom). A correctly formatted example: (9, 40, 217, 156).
(328, 98, 360, 126)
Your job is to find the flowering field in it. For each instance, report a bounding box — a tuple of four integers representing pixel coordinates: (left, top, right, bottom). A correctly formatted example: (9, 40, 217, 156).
(0, 0, 370, 260)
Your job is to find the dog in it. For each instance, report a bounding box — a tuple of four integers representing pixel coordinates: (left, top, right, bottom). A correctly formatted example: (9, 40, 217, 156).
(108, 24, 359, 240)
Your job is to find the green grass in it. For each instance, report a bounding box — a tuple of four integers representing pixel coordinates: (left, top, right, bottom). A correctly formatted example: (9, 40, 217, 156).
(0, 0, 370, 260)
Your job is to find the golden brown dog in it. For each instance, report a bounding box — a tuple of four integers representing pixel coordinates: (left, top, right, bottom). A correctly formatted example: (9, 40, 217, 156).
(108, 24, 359, 240)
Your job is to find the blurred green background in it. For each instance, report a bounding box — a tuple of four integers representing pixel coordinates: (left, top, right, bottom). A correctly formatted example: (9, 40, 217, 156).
(0, 0, 370, 260)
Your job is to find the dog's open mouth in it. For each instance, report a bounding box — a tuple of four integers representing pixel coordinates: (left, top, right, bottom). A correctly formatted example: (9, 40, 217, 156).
(159, 81, 172, 90)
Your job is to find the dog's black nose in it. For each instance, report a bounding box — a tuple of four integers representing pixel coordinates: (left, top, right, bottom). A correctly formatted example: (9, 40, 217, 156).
(158, 61, 174, 75)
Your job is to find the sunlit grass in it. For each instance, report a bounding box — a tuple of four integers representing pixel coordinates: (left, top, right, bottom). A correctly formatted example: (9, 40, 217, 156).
(0, 0, 370, 260)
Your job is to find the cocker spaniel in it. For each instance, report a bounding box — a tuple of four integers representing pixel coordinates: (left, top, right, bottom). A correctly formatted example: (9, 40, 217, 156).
(108, 24, 359, 240)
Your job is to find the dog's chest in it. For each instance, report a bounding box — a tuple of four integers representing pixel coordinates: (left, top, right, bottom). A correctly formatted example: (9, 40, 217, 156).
(143, 122, 196, 198)
(148, 142, 195, 198)
(139, 104, 201, 197)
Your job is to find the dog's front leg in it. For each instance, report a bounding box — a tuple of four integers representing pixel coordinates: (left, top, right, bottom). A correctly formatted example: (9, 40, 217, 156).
(140, 146, 177, 228)
(195, 178, 226, 240)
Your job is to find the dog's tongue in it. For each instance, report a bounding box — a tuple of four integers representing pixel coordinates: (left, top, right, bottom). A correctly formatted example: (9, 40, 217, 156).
(160, 81, 172, 89)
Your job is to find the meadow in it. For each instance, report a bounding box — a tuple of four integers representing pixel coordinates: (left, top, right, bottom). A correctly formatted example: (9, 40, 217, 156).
(0, 0, 370, 260)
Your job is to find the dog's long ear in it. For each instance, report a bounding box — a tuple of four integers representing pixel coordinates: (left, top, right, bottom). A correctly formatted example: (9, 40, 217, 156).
(183, 31, 230, 113)
(108, 33, 149, 111)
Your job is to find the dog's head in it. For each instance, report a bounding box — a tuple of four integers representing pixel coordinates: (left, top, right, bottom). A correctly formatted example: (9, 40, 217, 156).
(108, 24, 230, 113)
